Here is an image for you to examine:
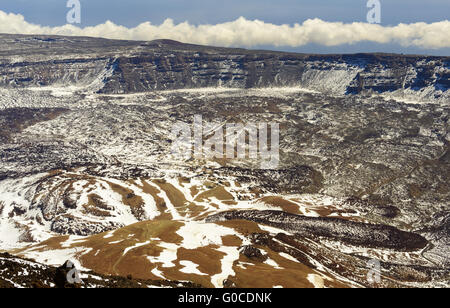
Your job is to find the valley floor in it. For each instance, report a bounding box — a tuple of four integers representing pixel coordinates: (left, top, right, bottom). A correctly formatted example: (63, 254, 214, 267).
(0, 87, 449, 288)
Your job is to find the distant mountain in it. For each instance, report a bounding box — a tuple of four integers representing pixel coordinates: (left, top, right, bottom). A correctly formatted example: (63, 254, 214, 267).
(0, 34, 448, 102)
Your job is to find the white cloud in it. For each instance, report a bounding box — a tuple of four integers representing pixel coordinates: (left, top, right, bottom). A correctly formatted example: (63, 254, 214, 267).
(0, 10, 449, 49)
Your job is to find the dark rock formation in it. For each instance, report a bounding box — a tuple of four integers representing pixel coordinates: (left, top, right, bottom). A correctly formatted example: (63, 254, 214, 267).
(207, 210, 428, 251)
(239, 245, 268, 262)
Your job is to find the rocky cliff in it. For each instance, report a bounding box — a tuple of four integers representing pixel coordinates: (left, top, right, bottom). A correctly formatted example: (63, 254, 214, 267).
(0, 34, 448, 101)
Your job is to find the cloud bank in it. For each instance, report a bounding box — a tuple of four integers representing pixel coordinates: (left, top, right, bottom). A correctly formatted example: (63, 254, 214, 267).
(0, 10, 449, 49)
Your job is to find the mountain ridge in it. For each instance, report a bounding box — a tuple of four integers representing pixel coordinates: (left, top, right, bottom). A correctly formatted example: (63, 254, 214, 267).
(0, 34, 448, 101)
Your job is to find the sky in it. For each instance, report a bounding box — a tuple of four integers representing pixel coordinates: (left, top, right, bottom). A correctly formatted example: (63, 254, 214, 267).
(0, 0, 449, 55)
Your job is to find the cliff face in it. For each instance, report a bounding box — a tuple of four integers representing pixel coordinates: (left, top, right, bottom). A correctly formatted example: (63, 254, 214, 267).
(100, 53, 449, 98)
(0, 34, 448, 100)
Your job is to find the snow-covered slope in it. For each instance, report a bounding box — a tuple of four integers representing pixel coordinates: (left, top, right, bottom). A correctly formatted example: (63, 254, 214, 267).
(0, 35, 448, 288)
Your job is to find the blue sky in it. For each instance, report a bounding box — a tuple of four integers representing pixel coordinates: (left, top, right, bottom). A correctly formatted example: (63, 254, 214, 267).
(1, 0, 449, 55)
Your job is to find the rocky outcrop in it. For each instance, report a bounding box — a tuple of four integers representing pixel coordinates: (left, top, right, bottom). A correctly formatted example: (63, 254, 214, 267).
(0, 253, 202, 288)
(207, 210, 428, 251)
(239, 245, 268, 262)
